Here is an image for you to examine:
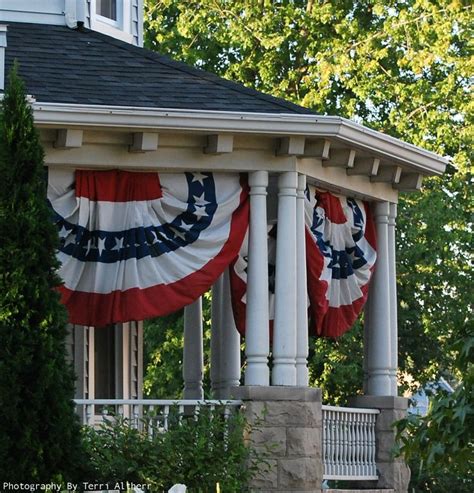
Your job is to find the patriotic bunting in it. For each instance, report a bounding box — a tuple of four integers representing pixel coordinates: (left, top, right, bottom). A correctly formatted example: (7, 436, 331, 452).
(48, 169, 249, 326)
(305, 188, 377, 337)
(228, 187, 376, 339)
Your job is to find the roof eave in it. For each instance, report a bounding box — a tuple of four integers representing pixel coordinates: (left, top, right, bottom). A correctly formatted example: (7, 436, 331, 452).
(33, 102, 448, 177)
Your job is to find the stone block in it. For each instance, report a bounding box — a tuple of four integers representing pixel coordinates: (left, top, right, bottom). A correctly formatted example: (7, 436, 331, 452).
(377, 460, 411, 493)
(248, 458, 278, 490)
(376, 409, 407, 432)
(278, 457, 320, 489)
(264, 401, 321, 427)
(326, 490, 394, 493)
(348, 395, 408, 411)
(250, 426, 287, 457)
(286, 427, 321, 458)
(270, 490, 321, 493)
(243, 401, 267, 423)
(232, 385, 322, 402)
(376, 430, 399, 462)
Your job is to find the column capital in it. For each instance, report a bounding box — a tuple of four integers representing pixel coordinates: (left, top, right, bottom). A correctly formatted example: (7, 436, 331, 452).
(373, 200, 391, 219)
(249, 170, 269, 189)
(388, 202, 397, 225)
(278, 170, 298, 193)
(296, 173, 307, 195)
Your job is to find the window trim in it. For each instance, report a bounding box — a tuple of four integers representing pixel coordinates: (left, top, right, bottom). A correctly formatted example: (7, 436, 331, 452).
(90, 0, 134, 44)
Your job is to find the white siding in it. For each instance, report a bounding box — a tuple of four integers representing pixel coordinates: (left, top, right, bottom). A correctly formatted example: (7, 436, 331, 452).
(0, 0, 143, 46)
(0, 0, 66, 25)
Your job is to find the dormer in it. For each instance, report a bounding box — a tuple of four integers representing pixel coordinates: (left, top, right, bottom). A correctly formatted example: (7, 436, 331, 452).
(0, 0, 143, 46)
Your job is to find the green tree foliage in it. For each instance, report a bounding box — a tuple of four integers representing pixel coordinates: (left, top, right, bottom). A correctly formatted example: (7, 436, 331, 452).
(395, 330, 473, 491)
(143, 0, 472, 397)
(0, 67, 84, 482)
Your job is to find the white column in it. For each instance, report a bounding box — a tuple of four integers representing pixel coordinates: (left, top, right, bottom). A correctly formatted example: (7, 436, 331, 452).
(183, 297, 204, 399)
(220, 269, 241, 395)
(211, 270, 241, 398)
(272, 171, 298, 386)
(244, 171, 270, 386)
(388, 202, 398, 396)
(296, 174, 309, 386)
(211, 276, 223, 396)
(363, 298, 370, 394)
(365, 201, 392, 396)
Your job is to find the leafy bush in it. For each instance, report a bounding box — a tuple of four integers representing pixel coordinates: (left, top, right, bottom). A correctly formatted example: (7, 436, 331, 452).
(395, 332, 473, 492)
(82, 406, 260, 492)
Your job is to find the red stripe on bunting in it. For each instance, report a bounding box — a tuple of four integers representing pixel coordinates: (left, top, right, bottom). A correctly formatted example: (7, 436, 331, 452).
(305, 226, 329, 336)
(364, 202, 377, 250)
(319, 283, 371, 338)
(59, 176, 249, 326)
(229, 264, 247, 336)
(75, 170, 162, 202)
(316, 191, 346, 224)
(305, 203, 377, 338)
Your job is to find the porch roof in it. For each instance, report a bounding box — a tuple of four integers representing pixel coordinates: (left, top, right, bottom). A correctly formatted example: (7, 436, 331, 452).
(3, 21, 448, 190)
(4, 21, 313, 115)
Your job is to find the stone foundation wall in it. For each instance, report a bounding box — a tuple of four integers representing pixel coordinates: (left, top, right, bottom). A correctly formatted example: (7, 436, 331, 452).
(232, 386, 323, 493)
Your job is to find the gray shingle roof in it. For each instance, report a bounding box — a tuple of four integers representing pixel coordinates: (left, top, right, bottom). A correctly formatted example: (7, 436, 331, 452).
(4, 22, 315, 114)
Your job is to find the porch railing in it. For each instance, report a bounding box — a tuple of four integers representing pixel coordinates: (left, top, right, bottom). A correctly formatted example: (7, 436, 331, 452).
(74, 399, 242, 434)
(322, 405, 379, 481)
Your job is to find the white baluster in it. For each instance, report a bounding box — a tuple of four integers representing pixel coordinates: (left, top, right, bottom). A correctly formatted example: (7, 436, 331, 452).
(147, 405, 154, 439)
(322, 410, 328, 473)
(370, 414, 377, 476)
(361, 413, 368, 476)
(86, 404, 93, 426)
(342, 412, 349, 476)
(329, 411, 337, 474)
(355, 413, 363, 476)
(133, 404, 140, 429)
(163, 405, 170, 431)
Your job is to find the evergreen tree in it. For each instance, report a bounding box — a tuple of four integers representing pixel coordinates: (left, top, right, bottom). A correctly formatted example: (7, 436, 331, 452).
(0, 66, 84, 482)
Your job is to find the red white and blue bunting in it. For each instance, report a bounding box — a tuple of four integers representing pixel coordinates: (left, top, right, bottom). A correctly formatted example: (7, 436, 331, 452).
(48, 169, 249, 326)
(305, 187, 377, 337)
(229, 187, 376, 339)
(230, 225, 277, 336)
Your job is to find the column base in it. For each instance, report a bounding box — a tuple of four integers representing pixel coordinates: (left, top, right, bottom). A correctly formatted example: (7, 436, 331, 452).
(348, 395, 410, 493)
(232, 386, 323, 493)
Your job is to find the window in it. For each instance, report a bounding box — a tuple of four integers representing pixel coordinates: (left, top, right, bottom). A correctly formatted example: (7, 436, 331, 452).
(91, 0, 135, 45)
(94, 325, 116, 399)
(96, 0, 117, 22)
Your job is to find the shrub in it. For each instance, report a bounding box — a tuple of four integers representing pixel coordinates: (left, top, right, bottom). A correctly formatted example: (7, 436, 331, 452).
(82, 406, 261, 492)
